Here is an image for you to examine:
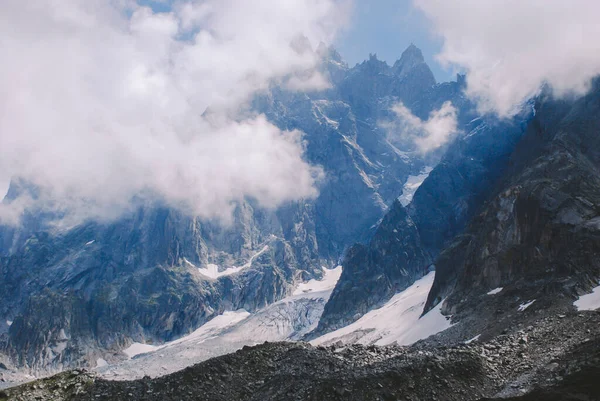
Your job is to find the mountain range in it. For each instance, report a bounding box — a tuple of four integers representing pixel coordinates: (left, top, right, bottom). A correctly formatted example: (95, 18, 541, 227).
(2, 45, 600, 401)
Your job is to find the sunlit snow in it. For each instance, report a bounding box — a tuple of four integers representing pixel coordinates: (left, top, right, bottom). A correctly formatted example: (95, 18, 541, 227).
(123, 343, 159, 359)
(195, 245, 270, 279)
(293, 266, 342, 295)
(574, 285, 600, 311)
(487, 287, 503, 295)
(311, 272, 454, 346)
(398, 167, 433, 207)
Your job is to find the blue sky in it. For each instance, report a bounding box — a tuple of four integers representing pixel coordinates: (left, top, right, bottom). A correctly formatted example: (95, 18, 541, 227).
(334, 0, 453, 83)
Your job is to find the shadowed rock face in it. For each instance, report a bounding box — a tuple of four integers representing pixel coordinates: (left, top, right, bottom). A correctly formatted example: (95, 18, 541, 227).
(0, 45, 453, 371)
(425, 81, 600, 317)
(312, 200, 431, 334)
(312, 105, 531, 336)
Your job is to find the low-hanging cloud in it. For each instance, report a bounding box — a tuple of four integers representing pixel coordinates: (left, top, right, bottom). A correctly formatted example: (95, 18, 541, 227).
(414, 0, 600, 116)
(0, 0, 351, 225)
(384, 101, 459, 154)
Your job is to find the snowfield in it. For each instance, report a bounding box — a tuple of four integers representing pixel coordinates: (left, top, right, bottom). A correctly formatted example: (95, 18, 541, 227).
(311, 272, 453, 346)
(98, 269, 454, 380)
(97, 266, 341, 379)
(293, 265, 342, 295)
(574, 284, 600, 311)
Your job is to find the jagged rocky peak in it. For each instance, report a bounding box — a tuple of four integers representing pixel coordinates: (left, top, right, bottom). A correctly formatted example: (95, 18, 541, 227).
(393, 44, 423, 75)
(357, 53, 391, 74)
(316, 41, 344, 64)
(290, 34, 314, 55)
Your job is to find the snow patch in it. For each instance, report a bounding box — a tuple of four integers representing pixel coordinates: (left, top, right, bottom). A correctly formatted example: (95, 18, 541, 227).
(398, 167, 433, 207)
(293, 266, 342, 295)
(464, 334, 481, 344)
(197, 245, 269, 279)
(123, 343, 159, 359)
(164, 310, 251, 347)
(85, 240, 95, 246)
(312, 272, 454, 346)
(6, 320, 12, 327)
(518, 300, 536, 311)
(96, 358, 108, 368)
(487, 287, 503, 295)
(574, 285, 600, 311)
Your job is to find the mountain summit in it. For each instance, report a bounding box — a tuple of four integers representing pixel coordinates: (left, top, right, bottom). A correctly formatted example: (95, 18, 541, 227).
(393, 43, 432, 80)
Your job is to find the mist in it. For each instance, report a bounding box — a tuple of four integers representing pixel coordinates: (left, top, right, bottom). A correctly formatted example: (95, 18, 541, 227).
(415, 0, 600, 116)
(0, 0, 351, 225)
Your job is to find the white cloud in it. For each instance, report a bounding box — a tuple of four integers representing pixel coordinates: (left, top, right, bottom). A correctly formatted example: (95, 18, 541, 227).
(415, 0, 600, 116)
(0, 0, 351, 225)
(384, 101, 459, 154)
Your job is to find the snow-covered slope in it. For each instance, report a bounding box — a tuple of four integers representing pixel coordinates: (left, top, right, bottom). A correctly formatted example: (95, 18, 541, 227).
(97, 266, 342, 380)
(312, 272, 453, 346)
(574, 284, 600, 311)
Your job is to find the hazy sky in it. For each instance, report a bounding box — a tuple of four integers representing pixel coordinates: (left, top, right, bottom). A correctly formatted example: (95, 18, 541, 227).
(334, 0, 453, 82)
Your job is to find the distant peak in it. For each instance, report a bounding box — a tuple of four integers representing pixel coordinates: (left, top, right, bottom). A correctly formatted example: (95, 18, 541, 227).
(317, 42, 344, 64)
(290, 35, 313, 55)
(403, 44, 424, 61)
(392, 44, 426, 78)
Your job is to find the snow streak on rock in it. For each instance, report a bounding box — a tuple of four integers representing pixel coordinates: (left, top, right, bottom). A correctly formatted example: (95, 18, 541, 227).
(398, 167, 433, 207)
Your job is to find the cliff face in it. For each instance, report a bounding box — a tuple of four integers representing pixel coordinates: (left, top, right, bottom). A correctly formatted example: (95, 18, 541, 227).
(425, 82, 600, 319)
(312, 106, 531, 336)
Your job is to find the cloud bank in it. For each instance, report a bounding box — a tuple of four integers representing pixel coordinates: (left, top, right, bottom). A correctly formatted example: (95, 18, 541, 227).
(0, 0, 351, 224)
(415, 0, 600, 116)
(384, 101, 459, 154)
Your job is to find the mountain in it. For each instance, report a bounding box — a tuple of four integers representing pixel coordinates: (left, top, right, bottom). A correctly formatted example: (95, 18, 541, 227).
(424, 79, 600, 331)
(0, 44, 454, 373)
(3, 53, 600, 401)
(311, 94, 532, 336)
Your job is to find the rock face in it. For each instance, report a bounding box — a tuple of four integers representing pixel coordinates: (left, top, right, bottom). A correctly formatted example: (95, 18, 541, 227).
(0, 45, 451, 371)
(425, 81, 600, 319)
(312, 201, 431, 333)
(312, 106, 532, 336)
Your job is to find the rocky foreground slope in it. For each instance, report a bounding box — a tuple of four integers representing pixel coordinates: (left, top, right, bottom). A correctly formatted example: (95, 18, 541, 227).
(3, 308, 600, 400)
